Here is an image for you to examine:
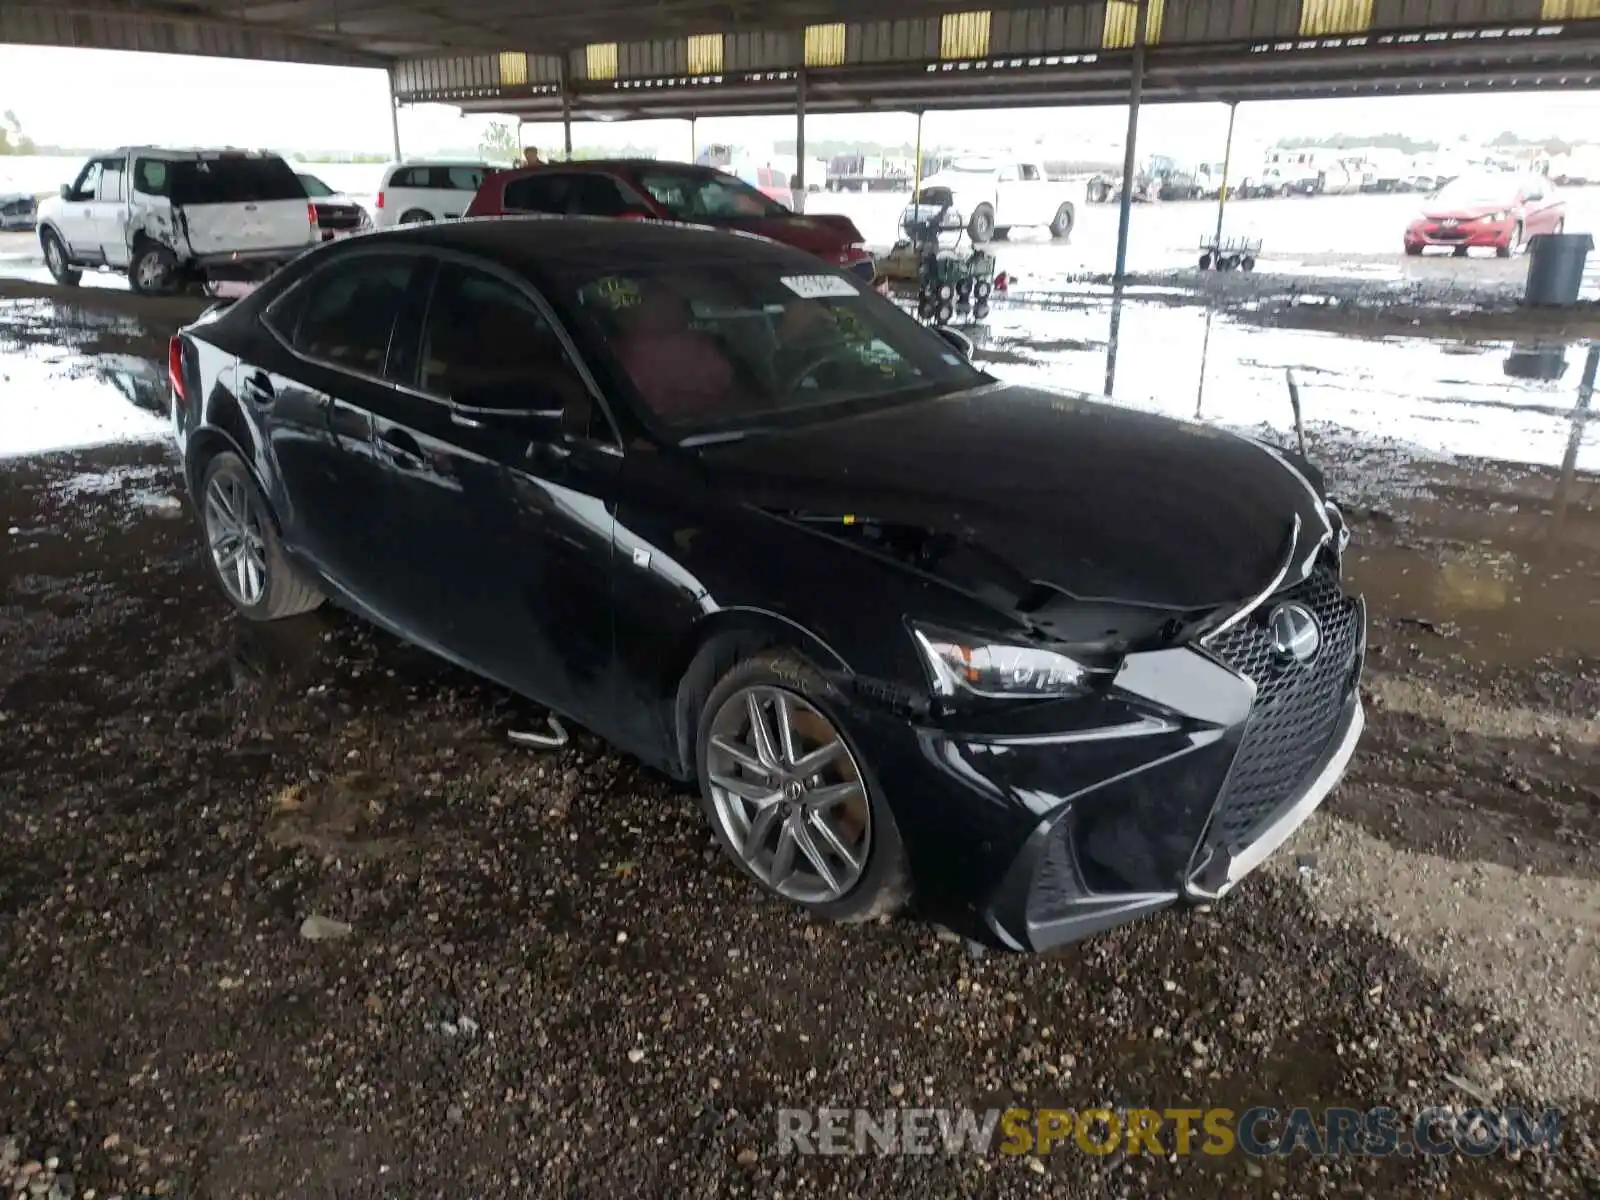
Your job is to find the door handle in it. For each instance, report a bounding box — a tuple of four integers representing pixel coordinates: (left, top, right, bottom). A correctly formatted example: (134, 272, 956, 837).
(240, 371, 276, 405)
(377, 427, 425, 466)
(526, 437, 572, 467)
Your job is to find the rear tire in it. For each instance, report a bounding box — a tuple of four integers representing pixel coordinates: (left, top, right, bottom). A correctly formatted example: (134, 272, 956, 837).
(399, 209, 433, 225)
(1049, 202, 1075, 239)
(694, 652, 907, 924)
(41, 229, 81, 286)
(129, 242, 179, 296)
(198, 452, 324, 621)
(968, 204, 995, 244)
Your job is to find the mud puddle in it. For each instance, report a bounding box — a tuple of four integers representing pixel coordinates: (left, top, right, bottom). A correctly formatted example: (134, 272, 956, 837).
(0, 292, 183, 459)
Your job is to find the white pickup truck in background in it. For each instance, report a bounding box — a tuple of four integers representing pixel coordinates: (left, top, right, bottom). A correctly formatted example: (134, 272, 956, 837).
(903, 157, 1084, 244)
(36, 148, 320, 295)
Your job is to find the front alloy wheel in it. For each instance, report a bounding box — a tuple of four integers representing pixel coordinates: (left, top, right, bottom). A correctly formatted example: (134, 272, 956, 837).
(696, 654, 906, 921)
(706, 685, 869, 903)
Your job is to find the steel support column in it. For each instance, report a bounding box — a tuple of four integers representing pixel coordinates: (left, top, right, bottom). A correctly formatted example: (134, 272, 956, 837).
(560, 59, 573, 160)
(387, 68, 402, 161)
(1112, 0, 1148, 283)
(795, 69, 807, 213)
(1211, 100, 1239, 257)
(912, 109, 925, 198)
(690, 115, 698, 159)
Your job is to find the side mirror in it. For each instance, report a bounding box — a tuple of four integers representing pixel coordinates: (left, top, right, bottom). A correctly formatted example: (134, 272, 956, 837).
(59, 183, 72, 199)
(934, 327, 974, 360)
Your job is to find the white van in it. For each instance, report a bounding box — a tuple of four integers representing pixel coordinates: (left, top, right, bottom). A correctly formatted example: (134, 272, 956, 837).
(36, 148, 319, 295)
(372, 162, 495, 227)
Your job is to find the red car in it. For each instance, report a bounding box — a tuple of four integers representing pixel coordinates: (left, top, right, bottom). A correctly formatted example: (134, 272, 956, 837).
(466, 160, 873, 281)
(1404, 173, 1565, 258)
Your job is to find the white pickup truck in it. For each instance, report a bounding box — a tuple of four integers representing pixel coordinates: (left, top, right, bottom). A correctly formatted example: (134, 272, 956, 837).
(36, 148, 320, 295)
(902, 157, 1082, 244)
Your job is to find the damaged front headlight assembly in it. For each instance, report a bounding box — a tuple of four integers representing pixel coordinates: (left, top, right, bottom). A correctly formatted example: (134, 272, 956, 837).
(911, 625, 1100, 700)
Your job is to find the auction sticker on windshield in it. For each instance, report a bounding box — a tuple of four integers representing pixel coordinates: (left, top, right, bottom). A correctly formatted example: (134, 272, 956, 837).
(781, 275, 860, 299)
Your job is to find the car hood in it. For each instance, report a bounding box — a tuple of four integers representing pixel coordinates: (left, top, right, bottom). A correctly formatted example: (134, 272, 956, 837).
(697, 384, 1331, 618)
(1420, 201, 1510, 220)
(920, 170, 990, 193)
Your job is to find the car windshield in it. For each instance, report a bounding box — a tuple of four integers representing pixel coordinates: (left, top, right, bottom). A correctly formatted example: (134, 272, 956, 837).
(1431, 174, 1511, 206)
(633, 167, 787, 220)
(297, 174, 335, 197)
(560, 260, 985, 437)
(170, 156, 304, 204)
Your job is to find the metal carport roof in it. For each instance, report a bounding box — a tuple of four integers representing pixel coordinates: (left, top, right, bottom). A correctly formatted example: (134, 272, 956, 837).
(3, 2, 1600, 118)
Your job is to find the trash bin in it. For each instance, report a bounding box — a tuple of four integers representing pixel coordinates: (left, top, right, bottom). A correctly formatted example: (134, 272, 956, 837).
(1524, 232, 1594, 307)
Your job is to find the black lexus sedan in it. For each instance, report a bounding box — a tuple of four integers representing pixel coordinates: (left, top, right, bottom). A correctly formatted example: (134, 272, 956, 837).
(169, 217, 1365, 951)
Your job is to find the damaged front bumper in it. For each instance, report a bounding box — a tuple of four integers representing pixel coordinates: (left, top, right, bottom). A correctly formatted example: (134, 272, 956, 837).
(859, 567, 1366, 951)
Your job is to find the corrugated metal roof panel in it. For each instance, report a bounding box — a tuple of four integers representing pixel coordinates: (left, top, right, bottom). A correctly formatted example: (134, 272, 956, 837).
(729, 30, 799, 70)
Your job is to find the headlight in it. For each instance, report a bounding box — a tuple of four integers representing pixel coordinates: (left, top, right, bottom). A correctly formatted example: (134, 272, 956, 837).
(912, 625, 1095, 700)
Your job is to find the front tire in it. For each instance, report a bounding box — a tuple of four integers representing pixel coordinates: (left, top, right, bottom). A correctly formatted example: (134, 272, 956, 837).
(1497, 222, 1522, 259)
(695, 653, 907, 923)
(41, 229, 81, 286)
(199, 452, 323, 621)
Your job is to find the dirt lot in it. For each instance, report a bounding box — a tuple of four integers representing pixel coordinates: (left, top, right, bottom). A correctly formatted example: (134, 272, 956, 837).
(1, 279, 1599, 1198)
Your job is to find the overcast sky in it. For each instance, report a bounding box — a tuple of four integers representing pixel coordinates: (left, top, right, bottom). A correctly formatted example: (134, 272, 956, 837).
(4, 43, 1600, 159)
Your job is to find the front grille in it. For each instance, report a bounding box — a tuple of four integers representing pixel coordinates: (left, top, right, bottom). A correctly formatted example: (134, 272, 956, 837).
(1202, 568, 1361, 847)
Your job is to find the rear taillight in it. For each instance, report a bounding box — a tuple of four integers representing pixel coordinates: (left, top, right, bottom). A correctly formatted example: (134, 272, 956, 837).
(375, 191, 385, 209)
(308, 202, 318, 226)
(168, 336, 186, 402)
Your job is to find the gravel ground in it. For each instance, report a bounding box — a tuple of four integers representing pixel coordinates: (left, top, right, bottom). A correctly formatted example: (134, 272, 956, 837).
(2, 283, 1599, 1197)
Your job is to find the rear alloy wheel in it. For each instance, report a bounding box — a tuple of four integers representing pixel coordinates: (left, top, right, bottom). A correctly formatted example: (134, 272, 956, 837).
(130, 243, 178, 296)
(399, 209, 434, 225)
(200, 452, 323, 621)
(697, 654, 905, 921)
(41, 229, 81, 286)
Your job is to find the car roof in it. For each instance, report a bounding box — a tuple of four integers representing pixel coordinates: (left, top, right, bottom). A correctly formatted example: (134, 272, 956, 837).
(489, 159, 724, 183)
(332, 215, 818, 272)
(385, 161, 493, 173)
(104, 147, 290, 160)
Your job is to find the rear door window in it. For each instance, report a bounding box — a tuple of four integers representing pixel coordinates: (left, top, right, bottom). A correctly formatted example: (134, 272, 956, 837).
(502, 173, 572, 214)
(570, 174, 644, 217)
(290, 256, 418, 375)
(133, 158, 169, 196)
(446, 166, 488, 191)
(170, 157, 304, 204)
(96, 158, 126, 203)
